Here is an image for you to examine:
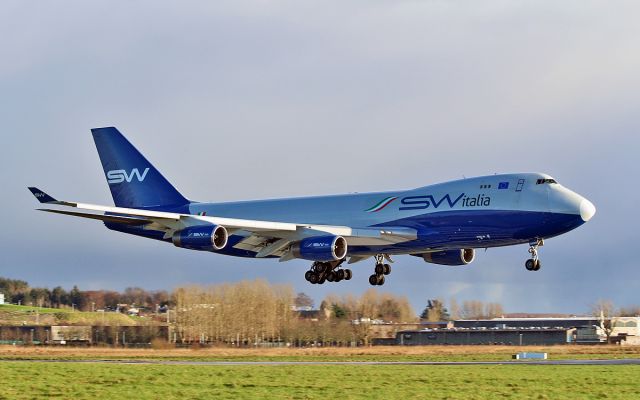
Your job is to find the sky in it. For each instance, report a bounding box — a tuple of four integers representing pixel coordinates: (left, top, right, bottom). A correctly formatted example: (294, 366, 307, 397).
(1, 1, 639, 315)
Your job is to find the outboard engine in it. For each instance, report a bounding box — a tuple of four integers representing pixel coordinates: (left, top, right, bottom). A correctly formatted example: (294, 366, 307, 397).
(291, 235, 348, 262)
(172, 225, 228, 251)
(417, 249, 475, 266)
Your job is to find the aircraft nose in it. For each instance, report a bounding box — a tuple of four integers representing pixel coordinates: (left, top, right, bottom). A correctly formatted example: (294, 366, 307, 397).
(580, 198, 596, 222)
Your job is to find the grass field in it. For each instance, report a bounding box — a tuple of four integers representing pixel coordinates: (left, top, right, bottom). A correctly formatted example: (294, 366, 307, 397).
(0, 361, 638, 399)
(0, 304, 137, 326)
(0, 346, 638, 399)
(0, 344, 639, 362)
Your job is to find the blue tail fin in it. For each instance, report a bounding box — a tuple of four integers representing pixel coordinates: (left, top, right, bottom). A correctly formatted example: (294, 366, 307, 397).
(92, 127, 189, 209)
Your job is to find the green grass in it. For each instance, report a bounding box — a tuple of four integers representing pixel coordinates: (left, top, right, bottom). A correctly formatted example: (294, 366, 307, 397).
(0, 362, 638, 399)
(1, 348, 638, 363)
(0, 304, 138, 326)
(0, 304, 61, 313)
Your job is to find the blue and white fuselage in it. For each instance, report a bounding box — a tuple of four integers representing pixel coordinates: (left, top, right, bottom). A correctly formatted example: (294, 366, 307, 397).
(185, 173, 594, 257)
(29, 127, 595, 286)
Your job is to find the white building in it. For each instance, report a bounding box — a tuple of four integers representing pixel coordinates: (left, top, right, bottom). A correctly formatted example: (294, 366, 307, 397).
(612, 317, 640, 345)
(0, 293, 4, 305)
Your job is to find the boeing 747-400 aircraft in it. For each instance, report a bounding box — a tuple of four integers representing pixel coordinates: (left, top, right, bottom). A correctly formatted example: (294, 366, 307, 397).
(29, 127, 596, 286)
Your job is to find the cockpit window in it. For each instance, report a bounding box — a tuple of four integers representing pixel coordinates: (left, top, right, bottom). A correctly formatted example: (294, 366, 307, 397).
(536, 178, 557, 185)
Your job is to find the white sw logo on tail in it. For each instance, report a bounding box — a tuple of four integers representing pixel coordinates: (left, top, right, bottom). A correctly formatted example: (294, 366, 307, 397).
(107, 168, 150, 184)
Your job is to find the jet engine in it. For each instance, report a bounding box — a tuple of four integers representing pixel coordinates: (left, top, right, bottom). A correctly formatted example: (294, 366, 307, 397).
(291, 235, 348, 262)
(172, 225, 228, 251)
(417, 249, 475, 266)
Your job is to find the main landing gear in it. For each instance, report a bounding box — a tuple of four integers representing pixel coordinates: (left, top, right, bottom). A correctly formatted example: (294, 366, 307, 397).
(305, 260, 352, 285)
(369, 254, 392, 286)
(525, 238, 544, 271)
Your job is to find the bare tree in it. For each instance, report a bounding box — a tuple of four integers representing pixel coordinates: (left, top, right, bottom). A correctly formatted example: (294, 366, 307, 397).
(618, 305, 640, 317)
(460, 300, 484, 319)
(294, 292, 314, 309)
(591, 299, 616, 343)
(449, 297, 460, 320)
(485, 302, 504, 319)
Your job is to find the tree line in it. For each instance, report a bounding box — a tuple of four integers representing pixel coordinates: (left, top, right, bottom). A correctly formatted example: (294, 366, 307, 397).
(173, 281, 418, 346)
(0, 277, 169, 311)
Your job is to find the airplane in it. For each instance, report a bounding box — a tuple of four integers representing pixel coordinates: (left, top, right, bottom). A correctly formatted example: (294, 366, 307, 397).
(29, 127, 596, 286)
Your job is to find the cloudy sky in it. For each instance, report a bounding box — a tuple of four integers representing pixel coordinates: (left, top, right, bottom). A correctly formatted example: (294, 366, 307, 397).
(2, 1, 638, 314)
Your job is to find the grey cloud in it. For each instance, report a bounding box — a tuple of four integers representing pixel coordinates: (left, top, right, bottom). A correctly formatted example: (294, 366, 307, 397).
(1, 1, 638, 314)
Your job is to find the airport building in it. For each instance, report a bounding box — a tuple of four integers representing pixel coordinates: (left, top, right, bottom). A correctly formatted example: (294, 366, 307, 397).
(394, 316, 640, 346)
(452, 317, 599, 330)
(397, 328, 571, 346)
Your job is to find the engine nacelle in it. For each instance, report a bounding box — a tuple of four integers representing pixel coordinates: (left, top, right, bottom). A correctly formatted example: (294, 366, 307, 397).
(419, 249, 475, 266)
(291, 235, 348, 262)
(172, 225, 228, 251)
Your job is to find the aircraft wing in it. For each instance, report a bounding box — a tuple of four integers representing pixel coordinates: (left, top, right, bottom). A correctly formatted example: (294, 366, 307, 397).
(28, 187, 417, 260)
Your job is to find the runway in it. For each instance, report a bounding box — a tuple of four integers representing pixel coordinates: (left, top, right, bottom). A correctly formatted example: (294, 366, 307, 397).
(4, 358, 640, 366)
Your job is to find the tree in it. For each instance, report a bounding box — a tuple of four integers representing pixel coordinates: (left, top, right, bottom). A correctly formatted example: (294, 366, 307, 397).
(50, 286, 67, 307)
(449, 297, 460, 320)
(294, 292, 314, 309)
(619, 305, 640, 317)
(420, 299, 449, 321)
(69, 285, 86, 310)
(485, 302, 504, 319)
(0, 277, 29, 303)
(591, 299, 616, 343)
(332, 303, 347, 319)
(460, 300, 485, 319)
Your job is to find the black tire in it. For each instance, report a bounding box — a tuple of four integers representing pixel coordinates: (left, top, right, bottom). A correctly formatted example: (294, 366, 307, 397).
(377, 275, 385, 286)
(525, 259, 536, 271)
(314, 263, 326, 273)
(304, 271, 313, 282)
(369, 274, 378, 286)
(318, 276, 326, 285)
(336, 269, 345, 281)
(374, 264, 385, 275)
(344, 269, 352, 280)
(533, 260, 541, 271)
(327, 271, 336, 282)
(309, 272, 319, 284)
(383, 264, 391, 275)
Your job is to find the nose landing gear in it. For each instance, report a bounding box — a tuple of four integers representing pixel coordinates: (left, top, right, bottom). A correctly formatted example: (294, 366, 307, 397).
(525, 239, 544, 271)
(369, 254, 392, 286)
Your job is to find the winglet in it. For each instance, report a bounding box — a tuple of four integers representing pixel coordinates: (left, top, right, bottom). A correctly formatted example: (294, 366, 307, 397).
(28, 187, 58, 204)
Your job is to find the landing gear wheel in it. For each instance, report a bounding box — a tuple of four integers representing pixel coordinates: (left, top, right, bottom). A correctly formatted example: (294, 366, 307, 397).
(533, 260, 541, 271)
(318, 276, 326, 285)
(336, 269, 345, 281)
(383, 264, 391, 275)
(525, 259, 536, 271)
(525, 259, 541, 271)
(369, 274, 379, 286)
(376, 275, 385, 286)
(375, 264, 385, 275)
(308, 272, 319, 284)
(313, 263, 327, 273)
(344, 269, 352, 280)
(304, 271, 313, 281)
(326, 271, 336, 282)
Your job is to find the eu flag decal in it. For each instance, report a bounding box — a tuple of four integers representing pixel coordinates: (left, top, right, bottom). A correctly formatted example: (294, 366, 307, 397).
(498, 182, 509, 190)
